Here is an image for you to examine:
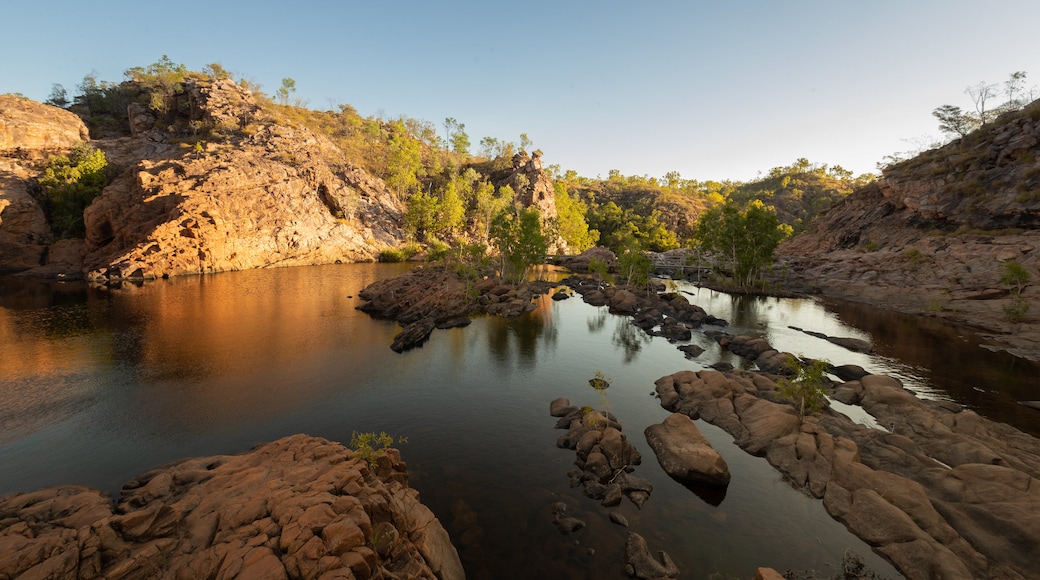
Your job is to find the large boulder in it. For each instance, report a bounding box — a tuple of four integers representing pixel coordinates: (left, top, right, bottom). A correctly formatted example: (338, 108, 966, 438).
(644, 413, 731, 486)
(0, 95, 88, 154)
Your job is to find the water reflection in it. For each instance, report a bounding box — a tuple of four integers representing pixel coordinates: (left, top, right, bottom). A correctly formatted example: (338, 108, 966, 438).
(612, 316, 651, 363)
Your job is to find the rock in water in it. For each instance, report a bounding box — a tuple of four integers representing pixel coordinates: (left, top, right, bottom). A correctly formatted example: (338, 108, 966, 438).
(645, 413, 731, 486)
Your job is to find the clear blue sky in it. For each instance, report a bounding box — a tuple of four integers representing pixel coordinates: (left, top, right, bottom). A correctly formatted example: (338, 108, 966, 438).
(3, 0, 1037, 182)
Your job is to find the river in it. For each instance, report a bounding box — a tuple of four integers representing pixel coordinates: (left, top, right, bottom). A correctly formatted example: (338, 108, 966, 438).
(2, 263, 1037, 578)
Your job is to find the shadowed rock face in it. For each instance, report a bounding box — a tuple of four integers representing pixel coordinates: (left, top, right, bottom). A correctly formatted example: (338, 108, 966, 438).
(778, 100, 1040, 360)
(654, 368, 1040, 580)
(0, 434, 464, 580)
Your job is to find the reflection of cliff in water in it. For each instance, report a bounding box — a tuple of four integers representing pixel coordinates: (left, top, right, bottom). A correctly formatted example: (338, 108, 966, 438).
(824, 297, 1040, 437)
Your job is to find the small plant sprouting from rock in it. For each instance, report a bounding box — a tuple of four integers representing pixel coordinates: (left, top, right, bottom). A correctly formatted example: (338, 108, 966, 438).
(1000, 260, 1031, 322)
(350, 431, 407, 467)
(777, 356, 830, 418)
(588, 370, 611, 390)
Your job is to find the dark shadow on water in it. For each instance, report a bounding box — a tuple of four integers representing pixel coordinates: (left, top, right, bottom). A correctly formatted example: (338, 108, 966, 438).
(679, 479, 728, 507)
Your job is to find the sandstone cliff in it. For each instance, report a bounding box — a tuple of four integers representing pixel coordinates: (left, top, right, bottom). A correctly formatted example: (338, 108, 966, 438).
(779, 100, 1040, 360)
(0, 79, 408, 280)
(0, 96, 90, 272)
(0, 434, 464, 579)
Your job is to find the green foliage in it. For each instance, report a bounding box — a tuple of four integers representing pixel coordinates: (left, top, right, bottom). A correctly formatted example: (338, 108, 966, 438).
(124, 55, 189, 114)
(777, 357, 830, 418)
(1004, 295, 1030, 322)
(349, 431, 407, 468)
(588, 257, 611, 281)
(694, 199, 791, 288)
(379, 245, 419, 263)
(45, 83, 69, 108)
(553, 182, 598, 252)
(275, 77, 296, 105)
(35, 144, 108, 238)
(385, 120, 423, 196)
(586, 201, 678, 253)
(617, 247, 652, 287)
(489, 205, 549, 284)
(404, 190, 439, 241)
(1000, 260, 1030, 294)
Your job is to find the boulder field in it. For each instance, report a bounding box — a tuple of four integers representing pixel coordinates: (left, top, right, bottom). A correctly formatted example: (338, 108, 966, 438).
(0, 434, 463, 580)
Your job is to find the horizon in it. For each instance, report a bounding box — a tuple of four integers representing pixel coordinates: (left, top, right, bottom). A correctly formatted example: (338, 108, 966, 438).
(2, 0, 1038, 183)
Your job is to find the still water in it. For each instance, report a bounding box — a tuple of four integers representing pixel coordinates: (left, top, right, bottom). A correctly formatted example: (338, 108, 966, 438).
(1, 263, 1036, 578)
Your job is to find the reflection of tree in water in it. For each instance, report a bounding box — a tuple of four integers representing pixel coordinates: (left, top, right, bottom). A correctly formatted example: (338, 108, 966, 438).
(486, 300, 557, 371)
(613, 317, 650, 364)
(727, 294, 770, 330)
(587, 309, 608, 333)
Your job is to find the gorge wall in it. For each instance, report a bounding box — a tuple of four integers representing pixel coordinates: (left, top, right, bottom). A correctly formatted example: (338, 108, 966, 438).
(779, 100, 1040, 360)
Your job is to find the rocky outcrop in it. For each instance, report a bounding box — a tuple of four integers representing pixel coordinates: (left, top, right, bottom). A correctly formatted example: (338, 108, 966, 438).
(357, 266, 557, 351)
(0, 96, 90, 273)
(654, 368, 1040, 579)
(504, 150, 557, 222)
(79, 79, 405, 282)
(550, 398, 652, 509)
(2, 80, 408, 280)
(644, 413, 731, 486)
(0, 434, 463, 580)
(0, 95, 88, 155)
(778, 100, 1040, 360)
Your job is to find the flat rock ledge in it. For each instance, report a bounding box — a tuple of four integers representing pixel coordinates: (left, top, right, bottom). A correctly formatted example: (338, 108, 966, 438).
(654, 369, 1040, 580)
(0, 434, 464, 580)
(644, 413, 731, 486)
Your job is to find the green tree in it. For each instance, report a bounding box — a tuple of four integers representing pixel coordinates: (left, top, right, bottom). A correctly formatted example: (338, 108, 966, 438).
(933, 104, 976, 138)
(553, 182, 598, 252)
(778, 357, 830, 418)
(45, 84, 69, 108)
(694, 199, 791, 288)
(385, 120, 423, 196)
(489, 205, 548, 284)
(404, 189, 440, 242)
(474, 181, 509, 243)
(275, 77, 296, 105)
(1000, 260, 1030, 295)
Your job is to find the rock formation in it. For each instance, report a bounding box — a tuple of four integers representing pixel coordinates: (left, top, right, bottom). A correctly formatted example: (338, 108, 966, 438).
(0, 96, 90, 273)
(653, 368, 1040, 579)
(644, 413, 731, 486)
(1, 79, 408, 280)
(778, 100, 1040, 360)
(356, 266, 557, 351)
(0, 434, 464, 580)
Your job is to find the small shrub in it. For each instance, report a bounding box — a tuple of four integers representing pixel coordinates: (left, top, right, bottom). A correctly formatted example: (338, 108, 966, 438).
(34, 144, 108, 238)
(863, 242, 879, 252)
(1004, 295, 1030, 322)
(777, 357, 830, 418)
(1000, 260, 1030, 294)
(380, 246, 416, 263)
(350, 431, 407, 467)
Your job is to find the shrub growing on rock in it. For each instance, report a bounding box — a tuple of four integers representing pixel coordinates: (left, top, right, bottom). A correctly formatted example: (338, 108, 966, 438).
(34, 143, 108, 237)
(777, 357, 830, 418)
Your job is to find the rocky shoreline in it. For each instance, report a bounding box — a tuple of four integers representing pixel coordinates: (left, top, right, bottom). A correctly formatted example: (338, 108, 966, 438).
(0, 434, 463, 580)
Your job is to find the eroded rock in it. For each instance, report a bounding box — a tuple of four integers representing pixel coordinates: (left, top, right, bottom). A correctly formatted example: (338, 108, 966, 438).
(0, 434, 463, 580)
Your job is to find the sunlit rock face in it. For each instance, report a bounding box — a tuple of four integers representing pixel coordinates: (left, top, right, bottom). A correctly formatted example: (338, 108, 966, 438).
(778, 100, 1040, 360)
(0, 434, 464, 580)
